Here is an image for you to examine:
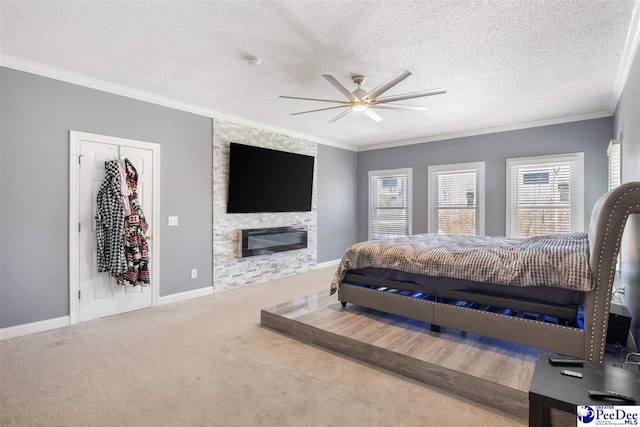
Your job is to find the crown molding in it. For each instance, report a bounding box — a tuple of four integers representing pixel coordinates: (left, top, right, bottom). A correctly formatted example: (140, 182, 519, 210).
(610, 0, 640, 113)
(356, 111, 613, 152)
(0, 53, 624, 154)
(0, 54, 356, 152)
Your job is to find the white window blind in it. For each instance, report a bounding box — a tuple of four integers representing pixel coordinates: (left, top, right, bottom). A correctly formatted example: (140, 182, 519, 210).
(608, 139, 621, 191)
(369, 168, 412, 240)
(428, 162, 485, 235)
(607, 139, 622, 271)
(506, 153, 584, 238)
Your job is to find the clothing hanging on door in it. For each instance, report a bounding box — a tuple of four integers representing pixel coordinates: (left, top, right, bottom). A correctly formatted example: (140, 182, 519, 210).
(117, 159, 132, 216)
(96, 160, 127, 276)
(118, 158, 150, 287)
(95, 158, 150, 286)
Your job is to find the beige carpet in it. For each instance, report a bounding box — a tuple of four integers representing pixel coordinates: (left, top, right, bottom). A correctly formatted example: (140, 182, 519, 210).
(0, 267, 525, 427)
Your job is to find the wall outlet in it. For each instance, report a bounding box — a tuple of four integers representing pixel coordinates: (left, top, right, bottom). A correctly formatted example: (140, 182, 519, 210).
(296, 253, 312, 263)
(191, 269, 197, 279)
(168, 216, 179, 226)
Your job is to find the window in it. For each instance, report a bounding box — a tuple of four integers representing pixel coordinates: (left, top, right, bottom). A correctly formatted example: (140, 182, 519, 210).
(608, 138, 621, 191)
(608, 139, 622, 271)
(369, 168, 412, 240)
(428, 162, 485, 235)
(506, 153, 584, 238)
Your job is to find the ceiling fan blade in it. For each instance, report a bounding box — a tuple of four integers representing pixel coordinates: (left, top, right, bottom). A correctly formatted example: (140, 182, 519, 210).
(364, 70, 411, 100)
(290, 105, 349, 116)
(322, 74, 358, 101)
(280, 95, 348, 104)
(375, 88, 446, 104)
(364, 109, 383, 123)
(329, 108, 351, 123)
(371, 103, 428, 111)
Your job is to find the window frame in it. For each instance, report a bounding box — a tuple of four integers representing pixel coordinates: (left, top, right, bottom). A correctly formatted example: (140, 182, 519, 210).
(427, 161, 486, 236)
(368, 168, 413, 240)
(506, 152, 584, 238)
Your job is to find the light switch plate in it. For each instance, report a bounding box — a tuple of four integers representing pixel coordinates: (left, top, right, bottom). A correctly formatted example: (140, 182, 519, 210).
(191, 269, 197, 279)
(168, 216, 179, 226)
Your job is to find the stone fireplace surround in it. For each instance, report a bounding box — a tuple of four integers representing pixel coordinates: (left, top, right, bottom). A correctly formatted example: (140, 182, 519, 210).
(212, 118, 317, 292)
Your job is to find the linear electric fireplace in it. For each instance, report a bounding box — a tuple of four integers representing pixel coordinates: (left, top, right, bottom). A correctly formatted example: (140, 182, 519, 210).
(239, 225, 308, 258)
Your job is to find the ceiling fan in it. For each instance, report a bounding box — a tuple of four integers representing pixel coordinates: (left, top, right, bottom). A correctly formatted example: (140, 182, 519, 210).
(280, 71, 446, 123)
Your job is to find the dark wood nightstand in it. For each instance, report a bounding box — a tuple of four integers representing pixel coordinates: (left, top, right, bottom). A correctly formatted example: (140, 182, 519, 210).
(529, 353, 640, 427)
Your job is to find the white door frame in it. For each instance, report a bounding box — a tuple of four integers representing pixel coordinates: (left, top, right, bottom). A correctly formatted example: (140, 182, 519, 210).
(69, 131, 161, 325)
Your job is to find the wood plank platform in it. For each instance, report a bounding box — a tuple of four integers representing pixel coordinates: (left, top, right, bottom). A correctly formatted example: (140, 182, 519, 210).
(261, 291, 540, 419)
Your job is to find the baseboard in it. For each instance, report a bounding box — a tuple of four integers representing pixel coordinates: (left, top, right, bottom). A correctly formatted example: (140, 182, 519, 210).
(316, 259, 341, 269)
(159, 286, 214, 305)
(0, 316, 70, 341)
(1, 287, 214, 340)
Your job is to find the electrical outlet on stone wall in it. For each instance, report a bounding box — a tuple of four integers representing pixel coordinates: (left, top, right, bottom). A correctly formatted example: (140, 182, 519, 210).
(296, 253, 312, 263)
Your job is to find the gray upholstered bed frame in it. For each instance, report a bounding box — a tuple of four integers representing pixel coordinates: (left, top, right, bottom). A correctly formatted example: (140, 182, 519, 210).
(338, 182, 640, 363)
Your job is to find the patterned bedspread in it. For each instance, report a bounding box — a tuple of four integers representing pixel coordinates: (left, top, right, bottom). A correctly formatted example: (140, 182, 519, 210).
(330, 233, 593, 295)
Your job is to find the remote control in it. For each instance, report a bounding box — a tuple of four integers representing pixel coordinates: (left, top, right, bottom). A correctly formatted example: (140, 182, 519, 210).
(560, 369, 583, 378)
(588, 390, 637, 404)
(548, 357, 585, 367)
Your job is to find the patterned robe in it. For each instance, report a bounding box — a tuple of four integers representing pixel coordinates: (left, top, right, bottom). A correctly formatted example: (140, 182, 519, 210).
(96, 161, 127, 276)
(118, 158, 150, 286)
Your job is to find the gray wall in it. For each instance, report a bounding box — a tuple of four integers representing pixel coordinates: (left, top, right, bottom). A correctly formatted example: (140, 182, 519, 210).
(614, 45, 640, 342)
(356, 118, 612, 242)
(0, 67, 213, 328)
(317, 144, 357, 262)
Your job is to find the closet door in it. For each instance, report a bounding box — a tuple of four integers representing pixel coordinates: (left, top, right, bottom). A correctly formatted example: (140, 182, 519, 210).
(78, 139, 154, 322)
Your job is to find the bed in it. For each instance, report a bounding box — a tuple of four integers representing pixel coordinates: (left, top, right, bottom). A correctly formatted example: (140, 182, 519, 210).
(331, 182, 640, 363)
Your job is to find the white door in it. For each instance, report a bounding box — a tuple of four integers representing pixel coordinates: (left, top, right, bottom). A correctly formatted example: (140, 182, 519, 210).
(78, 139, 154, 322)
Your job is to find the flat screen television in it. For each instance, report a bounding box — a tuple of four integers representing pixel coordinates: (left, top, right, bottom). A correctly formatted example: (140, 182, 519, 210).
(227, 143, 314, 213)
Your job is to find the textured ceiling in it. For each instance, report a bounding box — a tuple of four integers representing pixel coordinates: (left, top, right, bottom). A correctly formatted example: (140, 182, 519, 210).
(0, 0, 635, 148)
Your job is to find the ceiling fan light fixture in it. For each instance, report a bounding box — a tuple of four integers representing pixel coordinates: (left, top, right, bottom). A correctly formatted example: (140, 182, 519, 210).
(352, 103, 368, 112)
(281, 71, 446, 123)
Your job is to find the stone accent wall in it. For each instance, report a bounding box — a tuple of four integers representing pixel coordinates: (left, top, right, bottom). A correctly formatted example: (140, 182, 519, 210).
(212, 118, 317, 291)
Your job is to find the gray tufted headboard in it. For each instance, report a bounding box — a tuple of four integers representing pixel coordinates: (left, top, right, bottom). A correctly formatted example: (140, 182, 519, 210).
(585, 182, 640, 362)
